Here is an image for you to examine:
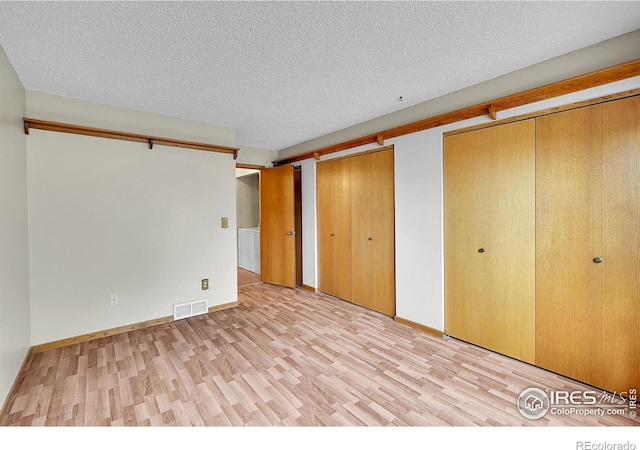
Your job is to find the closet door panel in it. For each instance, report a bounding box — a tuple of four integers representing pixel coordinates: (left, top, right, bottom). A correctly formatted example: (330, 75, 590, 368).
(444, 130, 488, 348)
(350, 153, 371, 310)
(351, 149, 396, 316)
(601, 96, 640, 394)
(368, 149, 396, 316)
(444, 120, 535, 363)
(317, 159, 352, 300)
(535, 106, 603, 387)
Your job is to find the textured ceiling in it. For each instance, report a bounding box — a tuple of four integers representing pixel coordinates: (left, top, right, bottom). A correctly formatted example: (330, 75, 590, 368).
(1, 1, 639, 151)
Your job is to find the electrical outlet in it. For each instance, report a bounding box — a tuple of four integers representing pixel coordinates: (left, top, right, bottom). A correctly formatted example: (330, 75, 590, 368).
(110, 294, 119, 306)
(202, 279, 209, 290)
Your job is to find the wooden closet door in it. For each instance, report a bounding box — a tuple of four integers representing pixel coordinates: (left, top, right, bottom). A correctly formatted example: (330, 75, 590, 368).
(601, 96, 640, 395)
(444, 120, 535, 363)
(317, 158, 352, 300)
(350, 149, 396, 316)
(535, 105, 603, 387)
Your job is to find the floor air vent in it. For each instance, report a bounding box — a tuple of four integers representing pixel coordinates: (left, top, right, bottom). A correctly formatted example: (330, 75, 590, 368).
(174, 298, 209, 321)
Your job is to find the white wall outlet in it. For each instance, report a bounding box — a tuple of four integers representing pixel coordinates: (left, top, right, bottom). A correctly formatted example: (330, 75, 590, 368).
(110, 294, 119, 306)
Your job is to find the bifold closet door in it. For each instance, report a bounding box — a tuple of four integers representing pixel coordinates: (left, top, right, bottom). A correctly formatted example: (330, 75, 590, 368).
(444, 120, 535, 363)
(601, 96, 640, 394)
(350, 149, 396, 316)
(317, 158, 352, 300)
(535, 105, 604, 388)
(537, 98, 640, 394)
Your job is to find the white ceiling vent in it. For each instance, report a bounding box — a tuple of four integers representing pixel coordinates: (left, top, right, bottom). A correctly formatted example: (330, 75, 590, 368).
(174, 298, 208, 321)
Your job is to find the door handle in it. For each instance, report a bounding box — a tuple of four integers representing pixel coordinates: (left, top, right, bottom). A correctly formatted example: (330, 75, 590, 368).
(287, 231, 295, 235)
(478, 248, 486, 253)
(593, 257, 603, 263)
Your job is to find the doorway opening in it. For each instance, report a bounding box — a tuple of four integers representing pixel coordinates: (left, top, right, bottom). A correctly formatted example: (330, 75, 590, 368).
(236, 164, 302, 289)
(236, 166, 260, 288)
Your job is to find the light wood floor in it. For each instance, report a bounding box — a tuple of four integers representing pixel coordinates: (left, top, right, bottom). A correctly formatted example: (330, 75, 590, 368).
(237, 267, 261, 287)
(2, 283, 637, 426)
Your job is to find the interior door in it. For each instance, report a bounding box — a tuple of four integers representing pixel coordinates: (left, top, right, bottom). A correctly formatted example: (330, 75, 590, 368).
(260, 165, 296, 288)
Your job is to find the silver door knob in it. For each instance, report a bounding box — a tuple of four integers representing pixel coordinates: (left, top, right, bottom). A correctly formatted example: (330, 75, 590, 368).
(287, 231, 294, 235)
(478, 248, 486, 253)
(593, 257, 603, 263)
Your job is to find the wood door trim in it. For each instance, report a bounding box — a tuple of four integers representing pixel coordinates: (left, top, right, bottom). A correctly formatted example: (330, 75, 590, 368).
(315, 145, 395, 165)
(273, 59, 640, 166)
(24, 118, 240, 158)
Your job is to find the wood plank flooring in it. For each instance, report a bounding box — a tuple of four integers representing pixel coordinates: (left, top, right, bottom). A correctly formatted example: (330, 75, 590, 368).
(2, 283, 638, 426)
(237, 267, 261, 287)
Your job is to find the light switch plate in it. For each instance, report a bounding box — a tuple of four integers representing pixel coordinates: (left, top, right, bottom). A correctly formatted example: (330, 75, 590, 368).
(221, 217, 229, 228)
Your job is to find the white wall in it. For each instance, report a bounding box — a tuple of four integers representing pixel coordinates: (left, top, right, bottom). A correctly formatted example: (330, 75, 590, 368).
(236, 145, 279, 168)
(392, 132, 443, 328)
(299, 158, 317, 288)
(0, 44, 30, 408)
(26, 93, 238, 345)
(300, 76, 640, 332)
(26, 91, 236, 148)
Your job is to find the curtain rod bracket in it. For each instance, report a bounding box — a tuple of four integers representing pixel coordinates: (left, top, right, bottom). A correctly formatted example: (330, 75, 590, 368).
(148, 139, 154, 150)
